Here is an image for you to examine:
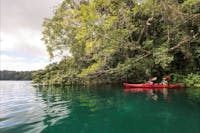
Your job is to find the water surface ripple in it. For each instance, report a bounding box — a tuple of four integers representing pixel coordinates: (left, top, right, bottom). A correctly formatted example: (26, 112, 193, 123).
(0, 81, 200, 133)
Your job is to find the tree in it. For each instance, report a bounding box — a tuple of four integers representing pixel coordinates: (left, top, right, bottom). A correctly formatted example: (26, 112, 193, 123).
(0, 71, 32, 80)
(33, 0, 200, 85)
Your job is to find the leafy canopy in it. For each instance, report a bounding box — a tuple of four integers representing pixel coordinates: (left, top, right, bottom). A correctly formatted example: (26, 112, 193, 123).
(33, 0, 200, 85)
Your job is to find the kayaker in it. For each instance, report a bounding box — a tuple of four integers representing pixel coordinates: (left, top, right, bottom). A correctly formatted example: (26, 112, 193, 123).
(160, 75, 170, 85)
(148, 77, 157, 85)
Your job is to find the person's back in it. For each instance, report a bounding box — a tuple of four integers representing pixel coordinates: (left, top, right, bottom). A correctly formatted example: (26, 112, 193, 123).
(161, 78, 168, 85)
(160, 75, 170, 85)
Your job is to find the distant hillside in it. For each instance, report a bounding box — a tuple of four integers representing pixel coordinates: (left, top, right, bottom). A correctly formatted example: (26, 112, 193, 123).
(0, 70, 33, 80)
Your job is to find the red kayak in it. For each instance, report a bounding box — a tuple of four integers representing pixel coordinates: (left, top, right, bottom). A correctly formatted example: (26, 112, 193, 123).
(124, 83, 185, 89)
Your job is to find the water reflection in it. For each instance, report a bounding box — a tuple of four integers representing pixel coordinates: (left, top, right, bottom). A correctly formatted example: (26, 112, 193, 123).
(124, 88, 174, 101)
(186, 87, 200, 103)
(1, 81, 200, 133)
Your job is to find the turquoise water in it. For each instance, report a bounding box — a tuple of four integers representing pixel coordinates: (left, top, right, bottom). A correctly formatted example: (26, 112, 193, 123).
(0, 81, 200, 133)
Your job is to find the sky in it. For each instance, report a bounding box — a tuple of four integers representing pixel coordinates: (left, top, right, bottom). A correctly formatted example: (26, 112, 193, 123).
(0, 0, 63, 71)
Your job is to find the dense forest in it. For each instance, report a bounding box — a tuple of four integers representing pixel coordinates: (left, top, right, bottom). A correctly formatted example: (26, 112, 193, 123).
(0, 71, 32, 80)
(33, 0, 200, 86)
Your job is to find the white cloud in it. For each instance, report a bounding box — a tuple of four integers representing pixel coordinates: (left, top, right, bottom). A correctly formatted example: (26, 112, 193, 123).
(0, 55, 48, 71)
(0, 30, 50, 71)
(1, 30, 47, 56)
(0, 0, 63, 71)
(1, 30, 48, 57)
(1, 0, 63, 32)
(1, 32, 17, 50)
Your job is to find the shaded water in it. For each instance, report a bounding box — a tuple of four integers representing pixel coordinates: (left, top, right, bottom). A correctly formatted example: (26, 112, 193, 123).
(0, 81, 200, 133)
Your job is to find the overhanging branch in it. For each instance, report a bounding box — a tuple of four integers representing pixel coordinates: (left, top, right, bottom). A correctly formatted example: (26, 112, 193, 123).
(168, 33, 199, 52)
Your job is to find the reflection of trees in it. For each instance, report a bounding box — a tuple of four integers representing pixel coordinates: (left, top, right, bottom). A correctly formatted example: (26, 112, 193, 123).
(77, 94, 99, 112)
(34, 85, 125, 132)
(36, 85, 124, 114)
(124, 88, 171, 101)
(72, 85, 124, 113)
(186, 88, 200, 103)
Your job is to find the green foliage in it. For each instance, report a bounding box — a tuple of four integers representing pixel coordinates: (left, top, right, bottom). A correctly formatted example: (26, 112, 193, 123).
(184, 73, 200, 86)
(33, 0, 200, 85)
(181, 0, 200, 13)
(170, 73, 186, 83)
(186, 88, 200, 102)
(171, 73, 200, 87)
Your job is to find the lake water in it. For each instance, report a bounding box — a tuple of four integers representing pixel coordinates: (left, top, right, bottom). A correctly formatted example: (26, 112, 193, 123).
(0, 81, 200, 133)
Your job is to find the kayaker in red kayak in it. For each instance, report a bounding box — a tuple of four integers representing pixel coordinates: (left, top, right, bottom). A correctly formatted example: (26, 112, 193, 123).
(160, 75, 170, 85)
(148, 77, 157, 85)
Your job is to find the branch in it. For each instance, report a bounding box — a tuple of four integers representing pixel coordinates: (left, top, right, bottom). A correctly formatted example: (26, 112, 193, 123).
(168, 33, 199, 52)
(137, 17, 154, 45)
(131, 32, 199, 62)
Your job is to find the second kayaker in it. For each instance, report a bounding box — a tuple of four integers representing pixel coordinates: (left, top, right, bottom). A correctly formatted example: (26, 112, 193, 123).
(160, 75, 170, 85)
